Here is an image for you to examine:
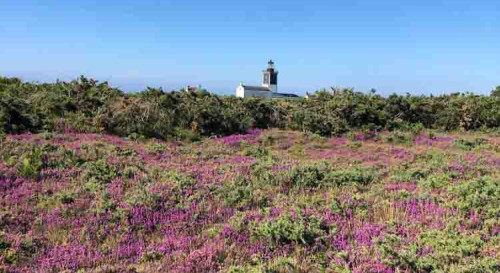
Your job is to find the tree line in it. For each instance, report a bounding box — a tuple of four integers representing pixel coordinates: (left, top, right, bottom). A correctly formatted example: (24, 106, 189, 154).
(1, 76, 500, 139)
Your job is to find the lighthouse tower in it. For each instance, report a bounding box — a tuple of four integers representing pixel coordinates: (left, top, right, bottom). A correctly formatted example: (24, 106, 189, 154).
(262, 60, 278, 93)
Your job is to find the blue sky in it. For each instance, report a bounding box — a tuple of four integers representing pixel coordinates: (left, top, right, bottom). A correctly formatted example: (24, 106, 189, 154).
(1, 0, 499, 95)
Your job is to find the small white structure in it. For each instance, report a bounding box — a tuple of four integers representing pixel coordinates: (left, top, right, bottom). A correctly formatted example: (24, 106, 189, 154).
(236, 60, 298, 98)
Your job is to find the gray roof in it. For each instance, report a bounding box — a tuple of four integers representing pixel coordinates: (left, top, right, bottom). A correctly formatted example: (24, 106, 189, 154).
(272, 93, 300, 98)
(242, 85, 271, 91)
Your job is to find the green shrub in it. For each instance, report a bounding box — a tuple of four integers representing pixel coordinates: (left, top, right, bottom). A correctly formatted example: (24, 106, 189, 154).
(259, 132, 291, 147)
(16, 148, 45, 178)
(250, 161, 277, 185)
(226, 257, 299, 273)
(391, 168, 428, 182)
(125, 184, 162, 209)
(166, 170, 197, 190)
(146, 143, 167, 154)
(226, 266, 248, 273)
(330, 196, 369, 217)
(139, 251, 163, 263)
(173, 127, 201, 142)
(289, 144, 305, 157)
(377, 231, 499, 273)
(0, 232, 12, 265)
(123, 166, 138, 179)
(243, 145, 270, 158)
(3, 249, 17, 264)
(307, 132, 328, 143)
(266, 257, 298, 273)
(287, 164, 328, 188)
(419, 173, 451, 190)
(57, 191, 76, 205)
(127, 133, 146, 141)
(454, 138, 488, 151)
(291, 109, 347, 137)
(451, 176, 500, 218)
(417, 230, 497, 272)
(2, 75, 500, 139)
(93, 191, 118, 214)
(83, 159, 118, 190)
(218, 176, 252, 206)
(383, 131, 413, 145)
(279, 164, 377, 189)
(40, 131, 54, 140)
(252, 213, 328, 247)
(386, 120, 419, 131)
(49, 147, 85, 169)
(324, 166, 377, 187)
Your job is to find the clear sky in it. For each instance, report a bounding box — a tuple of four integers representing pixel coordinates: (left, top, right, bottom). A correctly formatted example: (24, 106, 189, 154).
(1, 0, 499, 95)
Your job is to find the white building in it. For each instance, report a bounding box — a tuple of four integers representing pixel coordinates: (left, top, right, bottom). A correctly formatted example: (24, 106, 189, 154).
(236, 60, 299, 98)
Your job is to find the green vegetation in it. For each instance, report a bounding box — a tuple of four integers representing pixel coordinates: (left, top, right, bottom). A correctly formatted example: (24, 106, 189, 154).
(1, 75, 500, 272)
(3, 76, 500, 139)
(0, 130, 499, 272)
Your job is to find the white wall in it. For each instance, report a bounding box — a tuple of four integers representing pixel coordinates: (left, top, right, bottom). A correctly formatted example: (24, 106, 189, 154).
(235, 86, 275, 98)
(235, 85, 245, 98)
(262, 84, 278, 93)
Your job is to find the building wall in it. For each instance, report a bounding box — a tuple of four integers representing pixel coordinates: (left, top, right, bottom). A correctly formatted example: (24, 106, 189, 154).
(236, 86, 275, 98)
(262, 84, 277, 92)
(236, 85, 245, 98)
(244, 90, 274, 98)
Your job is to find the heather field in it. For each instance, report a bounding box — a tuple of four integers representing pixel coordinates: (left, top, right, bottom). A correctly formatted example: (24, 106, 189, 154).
(0, 129, 499, 273)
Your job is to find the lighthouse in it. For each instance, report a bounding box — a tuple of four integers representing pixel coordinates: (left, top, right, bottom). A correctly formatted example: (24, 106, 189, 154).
(235, 60, 298, 98)
(262, 60, 278, 93)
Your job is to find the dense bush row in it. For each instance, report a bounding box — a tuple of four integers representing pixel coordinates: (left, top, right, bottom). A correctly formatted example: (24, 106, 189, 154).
(2, 76, 500, 138)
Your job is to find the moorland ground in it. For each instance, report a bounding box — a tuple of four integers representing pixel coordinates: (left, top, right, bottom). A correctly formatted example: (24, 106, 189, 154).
(0, 129, 499, 273)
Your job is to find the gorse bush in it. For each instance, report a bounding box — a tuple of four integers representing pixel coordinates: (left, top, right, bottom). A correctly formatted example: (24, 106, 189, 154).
(454, 138, 488, 151)
(16, 148, 45, 178)
(217, 176, 253, 207)
(83, 159, 117, 188)
(278, 163, 378, 189)
(391, 168, 428, 182)
(287, 164, 329, 188)
(226, 257, 303, 273)
(451, 176, 500, 218)
(324, 166, 378, 187)
(252, 213, 328, 247)
(330, 196, 370, 218)
(243, 145, 270, 158)
(382, 131, 415, 145)
(377, 230, 499, 273)
(2, 76, 500, 139)
(419, 173, 451, 190)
